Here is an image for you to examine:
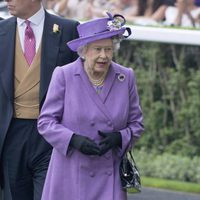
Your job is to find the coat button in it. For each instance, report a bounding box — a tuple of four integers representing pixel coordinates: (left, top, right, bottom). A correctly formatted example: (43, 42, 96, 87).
(90, 121, 95, 126)
(89, 171, 95, 177)
(104, 153, 111, 160)
(107, 121, 112, 126)
(90, 155, 95, 159)
(105, 155, 110, 160)
(106, 171, 112, 176)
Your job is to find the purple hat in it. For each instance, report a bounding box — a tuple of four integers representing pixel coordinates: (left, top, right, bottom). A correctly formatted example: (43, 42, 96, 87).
(67, 12, 131, 52)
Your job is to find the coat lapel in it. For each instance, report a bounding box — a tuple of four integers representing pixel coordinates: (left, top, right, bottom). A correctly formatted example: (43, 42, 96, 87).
(99, 63, 118, 103)
(77, 59, 117, 121)
(0, 17, 16, 101)
(39, 11, 62, 103)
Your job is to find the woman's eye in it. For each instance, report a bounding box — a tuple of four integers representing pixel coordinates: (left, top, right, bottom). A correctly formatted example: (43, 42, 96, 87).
(93, 47, 113, 52)
(105, 47, 113, 52)
(94, 47, 101, 52)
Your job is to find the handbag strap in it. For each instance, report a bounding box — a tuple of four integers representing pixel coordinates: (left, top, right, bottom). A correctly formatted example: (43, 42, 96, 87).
(128, 151, 137, 167)
(121, 130, 137, 166)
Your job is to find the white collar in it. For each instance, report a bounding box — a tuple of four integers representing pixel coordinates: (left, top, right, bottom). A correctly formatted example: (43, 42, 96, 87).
(17, 5, 45, 26)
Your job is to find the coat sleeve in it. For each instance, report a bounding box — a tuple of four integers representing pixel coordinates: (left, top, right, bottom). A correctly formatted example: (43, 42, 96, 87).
(119, 68, 144, 155)
(37, 67, 74, 156)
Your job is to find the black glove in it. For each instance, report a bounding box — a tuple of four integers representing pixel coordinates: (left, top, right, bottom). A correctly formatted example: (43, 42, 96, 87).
(69, 134, 101, 155)
(98, 131, 122, 155)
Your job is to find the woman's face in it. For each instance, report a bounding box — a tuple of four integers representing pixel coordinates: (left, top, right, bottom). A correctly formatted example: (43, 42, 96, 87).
(84, 38, 114, 75)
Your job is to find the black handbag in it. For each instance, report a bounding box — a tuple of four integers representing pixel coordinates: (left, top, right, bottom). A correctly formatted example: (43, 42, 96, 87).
(119, 151, 141, 192)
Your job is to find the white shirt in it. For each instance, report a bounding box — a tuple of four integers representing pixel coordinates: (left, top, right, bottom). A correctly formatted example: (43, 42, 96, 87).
(17, 5, 45, 52)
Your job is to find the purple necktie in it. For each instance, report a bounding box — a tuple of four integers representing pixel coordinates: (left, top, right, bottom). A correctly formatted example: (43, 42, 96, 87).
(24, 20, 36, 66)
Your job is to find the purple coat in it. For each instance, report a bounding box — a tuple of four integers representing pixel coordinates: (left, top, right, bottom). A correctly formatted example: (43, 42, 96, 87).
(37, 58, 144, 200)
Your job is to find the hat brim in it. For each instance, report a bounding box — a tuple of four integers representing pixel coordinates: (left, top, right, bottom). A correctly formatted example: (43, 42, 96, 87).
(67, 28, 126, 52)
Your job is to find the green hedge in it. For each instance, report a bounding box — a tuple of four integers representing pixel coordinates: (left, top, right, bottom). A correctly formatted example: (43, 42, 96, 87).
(139, 176, 200, 194)
(115, 41, 200, 157)
(133, 149, 200, 183)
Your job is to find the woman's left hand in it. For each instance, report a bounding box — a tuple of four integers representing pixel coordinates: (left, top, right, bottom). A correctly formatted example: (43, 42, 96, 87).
(98, 131, 122, 155)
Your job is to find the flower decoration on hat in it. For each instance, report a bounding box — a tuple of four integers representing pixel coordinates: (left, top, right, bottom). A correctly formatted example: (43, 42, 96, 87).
(107, 12, 126, 31)
(67, 12, 132, 52)
(53, 24, 60, 34)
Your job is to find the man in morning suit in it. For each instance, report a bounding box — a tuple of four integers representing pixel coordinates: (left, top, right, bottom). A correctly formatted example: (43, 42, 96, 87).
(0, 0, 79, 199)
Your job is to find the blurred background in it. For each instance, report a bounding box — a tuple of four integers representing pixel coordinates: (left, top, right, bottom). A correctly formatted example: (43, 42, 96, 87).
(2, 0, 200, 28)
(1, 0, 200, 196)
(42, 0, 200, 28)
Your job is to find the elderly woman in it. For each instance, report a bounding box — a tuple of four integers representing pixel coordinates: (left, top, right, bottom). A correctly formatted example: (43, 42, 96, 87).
(37, 12, 144, 200)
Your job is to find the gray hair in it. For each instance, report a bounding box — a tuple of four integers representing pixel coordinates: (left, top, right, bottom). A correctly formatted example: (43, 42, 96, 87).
(77, 45, 88, 59)
(112, 35, 123, 51)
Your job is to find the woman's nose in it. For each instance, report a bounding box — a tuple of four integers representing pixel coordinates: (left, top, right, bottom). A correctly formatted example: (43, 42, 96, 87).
(99, 49, 107, 57)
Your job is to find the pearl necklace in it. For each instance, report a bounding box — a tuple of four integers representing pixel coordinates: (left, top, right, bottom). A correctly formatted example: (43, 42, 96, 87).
(85, 66, 108, 86)
(88, 73, 106, 86)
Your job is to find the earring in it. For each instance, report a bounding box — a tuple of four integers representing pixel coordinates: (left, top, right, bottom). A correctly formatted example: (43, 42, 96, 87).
(81, 56, 85, 61)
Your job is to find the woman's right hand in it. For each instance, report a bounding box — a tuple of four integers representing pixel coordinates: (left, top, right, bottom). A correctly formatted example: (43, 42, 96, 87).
(69, 134, 101, 155)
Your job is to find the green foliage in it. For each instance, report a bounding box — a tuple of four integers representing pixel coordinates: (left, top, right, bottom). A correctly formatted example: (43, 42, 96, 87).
(137, 176, 200, 194)
(116, 41, 200, 157)
(133, 149, 200, 183)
